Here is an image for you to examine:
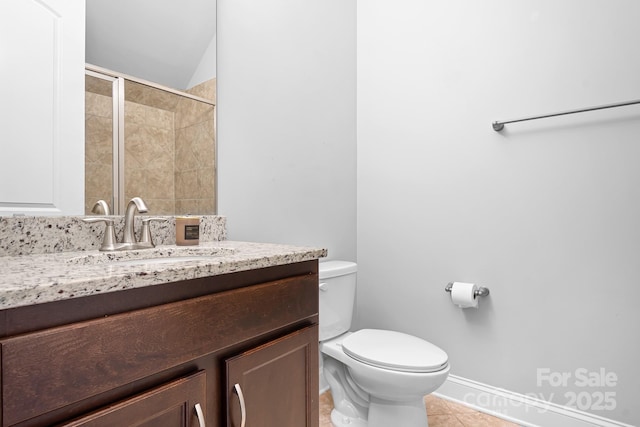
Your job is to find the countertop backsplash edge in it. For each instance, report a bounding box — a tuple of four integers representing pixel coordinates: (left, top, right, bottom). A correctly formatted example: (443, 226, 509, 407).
(0, 215, 227, 257)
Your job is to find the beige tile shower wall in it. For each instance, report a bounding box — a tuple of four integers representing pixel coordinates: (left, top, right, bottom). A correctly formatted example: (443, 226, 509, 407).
(186, 77, 216, 101)
(124, 101, 176, 214)
(85, 78, 215, 216)
(84, 92, 113, 214)
(175, 78, 216, 214)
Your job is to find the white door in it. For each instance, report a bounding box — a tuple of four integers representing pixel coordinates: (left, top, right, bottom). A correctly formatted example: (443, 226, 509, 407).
(0, 0, 85, 216)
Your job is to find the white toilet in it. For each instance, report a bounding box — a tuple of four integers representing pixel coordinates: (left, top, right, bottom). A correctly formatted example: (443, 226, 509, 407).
(319, 260, 450, 427)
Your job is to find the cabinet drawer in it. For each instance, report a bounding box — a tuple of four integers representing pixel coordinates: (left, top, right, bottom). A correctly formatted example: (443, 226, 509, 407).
(0, 273, 317, 426)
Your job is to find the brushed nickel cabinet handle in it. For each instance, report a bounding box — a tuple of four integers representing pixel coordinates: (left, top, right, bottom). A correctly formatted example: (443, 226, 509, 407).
(194, 403, 206, 427)
(233, 383, 247, 427)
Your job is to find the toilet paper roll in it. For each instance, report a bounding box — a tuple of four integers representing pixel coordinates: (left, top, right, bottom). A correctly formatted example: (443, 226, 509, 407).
(450, 282, 479, 308)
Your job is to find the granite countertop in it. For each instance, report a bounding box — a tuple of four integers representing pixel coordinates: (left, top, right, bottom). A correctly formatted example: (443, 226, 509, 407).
(0, 241, 327, 310)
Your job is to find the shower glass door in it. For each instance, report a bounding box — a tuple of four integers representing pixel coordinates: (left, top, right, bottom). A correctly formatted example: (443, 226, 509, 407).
(84, 70, 123, 215)
(84, 67, 217, 216)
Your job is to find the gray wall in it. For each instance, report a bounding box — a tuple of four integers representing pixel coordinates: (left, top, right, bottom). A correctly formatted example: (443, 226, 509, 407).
(356, 1, 640, 425)
(218, 0, 640, 424)
(216, 0, 356, 261)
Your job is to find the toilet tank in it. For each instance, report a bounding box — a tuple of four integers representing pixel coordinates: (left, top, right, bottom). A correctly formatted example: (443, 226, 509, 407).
(319, 260, 358, 341)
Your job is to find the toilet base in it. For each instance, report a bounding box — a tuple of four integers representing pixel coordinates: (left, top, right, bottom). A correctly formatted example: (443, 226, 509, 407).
(368, 396, 429, 427)
(330, 397, 429, 427)
(330, 408, 368, 427)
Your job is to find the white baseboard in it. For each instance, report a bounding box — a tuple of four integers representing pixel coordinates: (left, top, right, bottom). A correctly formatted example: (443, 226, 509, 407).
(434, 375, 634, 427)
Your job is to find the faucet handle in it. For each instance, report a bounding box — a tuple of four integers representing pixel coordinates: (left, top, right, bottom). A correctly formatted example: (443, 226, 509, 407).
(83, 217, 118, 251)
(139, 217, 167, 247)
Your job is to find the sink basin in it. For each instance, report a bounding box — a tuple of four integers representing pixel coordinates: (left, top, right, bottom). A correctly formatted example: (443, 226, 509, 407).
(110, 256, 219, 266)
(67, 246, 235, 266)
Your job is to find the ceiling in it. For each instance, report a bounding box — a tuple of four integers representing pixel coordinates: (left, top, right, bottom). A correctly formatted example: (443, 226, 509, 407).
(86, 0, 216, 90)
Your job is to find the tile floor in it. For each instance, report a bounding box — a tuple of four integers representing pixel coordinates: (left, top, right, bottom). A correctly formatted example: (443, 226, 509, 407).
(320, 391, 521, 427)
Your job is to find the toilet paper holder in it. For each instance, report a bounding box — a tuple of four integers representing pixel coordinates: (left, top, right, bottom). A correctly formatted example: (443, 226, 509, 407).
(445, 282, 490, 298)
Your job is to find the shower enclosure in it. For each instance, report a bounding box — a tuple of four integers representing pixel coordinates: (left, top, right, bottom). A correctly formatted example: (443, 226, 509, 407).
(84, 66, 216, 215)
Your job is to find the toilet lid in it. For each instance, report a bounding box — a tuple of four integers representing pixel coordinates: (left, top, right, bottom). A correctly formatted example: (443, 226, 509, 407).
(341, 329, 448, 373)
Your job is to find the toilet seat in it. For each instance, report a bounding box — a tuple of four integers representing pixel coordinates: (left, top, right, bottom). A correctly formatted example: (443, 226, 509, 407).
(341, 329, 448, 373)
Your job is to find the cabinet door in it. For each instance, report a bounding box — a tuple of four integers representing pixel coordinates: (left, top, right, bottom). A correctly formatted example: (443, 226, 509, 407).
(226, 325, 319, 427)
(60, 371, 207, 427)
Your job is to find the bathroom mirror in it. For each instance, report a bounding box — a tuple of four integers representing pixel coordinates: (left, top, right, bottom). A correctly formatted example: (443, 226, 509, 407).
(85, 0, 217, 216)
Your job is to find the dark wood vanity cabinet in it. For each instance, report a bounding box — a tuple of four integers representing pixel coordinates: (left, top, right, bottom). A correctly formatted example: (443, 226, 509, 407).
(0, 261, 320, 427)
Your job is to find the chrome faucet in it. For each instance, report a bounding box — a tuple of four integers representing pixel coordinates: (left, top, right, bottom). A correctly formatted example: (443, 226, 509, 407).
(83, 197, 165, 251)
(91, 199, 111, 215)
(123, 197, 148, 245)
